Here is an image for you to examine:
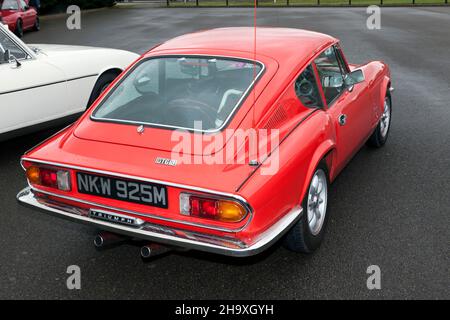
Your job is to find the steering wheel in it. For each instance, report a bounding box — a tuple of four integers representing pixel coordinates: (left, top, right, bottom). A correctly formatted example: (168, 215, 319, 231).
(184, 79, 221, 97)
(295, 70, 319, 106)
(164, 98, 218, 130)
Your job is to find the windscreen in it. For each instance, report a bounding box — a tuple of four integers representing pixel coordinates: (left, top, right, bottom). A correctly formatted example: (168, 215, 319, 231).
(1, 0, 19, 10)
(92, 56, 263, 132)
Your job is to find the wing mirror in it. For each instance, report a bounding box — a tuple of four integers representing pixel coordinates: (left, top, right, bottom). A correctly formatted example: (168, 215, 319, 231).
(3, 49, 10, 62)
(4, 49, 22, 68)
(344, 69, 365, 88)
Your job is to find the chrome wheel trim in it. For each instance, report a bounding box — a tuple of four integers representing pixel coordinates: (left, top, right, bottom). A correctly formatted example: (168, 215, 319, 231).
(307, 169, 328, 236)
(380, 97, 391, 139)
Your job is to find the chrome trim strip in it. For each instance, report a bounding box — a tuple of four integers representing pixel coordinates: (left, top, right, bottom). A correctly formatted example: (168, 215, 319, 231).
(17, 187, 302, 257)
(89, 209, 145, 227)
(89, 54, 266, 134)
(0, 74, 98, 96)
(21, 157, 253, 232)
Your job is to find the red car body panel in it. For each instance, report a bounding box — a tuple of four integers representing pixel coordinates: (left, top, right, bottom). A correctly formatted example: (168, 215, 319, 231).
(18, 28, 391, 256)
(1, 0, 37, 33)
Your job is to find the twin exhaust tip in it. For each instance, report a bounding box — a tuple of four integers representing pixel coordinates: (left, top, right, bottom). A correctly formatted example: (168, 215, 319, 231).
(94, 232, 123, 248)
(140, 244, 172, 259)
(94, 231, 172, 259)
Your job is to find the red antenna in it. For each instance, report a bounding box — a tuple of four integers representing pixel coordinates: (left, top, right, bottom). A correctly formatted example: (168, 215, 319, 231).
(253, 0, 257, 125)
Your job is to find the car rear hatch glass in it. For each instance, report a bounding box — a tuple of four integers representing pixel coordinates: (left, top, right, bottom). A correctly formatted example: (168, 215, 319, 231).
(91, 56, 263, 132)
(74, 55, 277, 156)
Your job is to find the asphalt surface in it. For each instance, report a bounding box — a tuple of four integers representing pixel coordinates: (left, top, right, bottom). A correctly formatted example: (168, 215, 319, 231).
(0, 6, 449, 300)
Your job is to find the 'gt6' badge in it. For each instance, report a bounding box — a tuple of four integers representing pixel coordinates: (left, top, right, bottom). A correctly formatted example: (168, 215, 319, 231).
(155, 157, 177, 167)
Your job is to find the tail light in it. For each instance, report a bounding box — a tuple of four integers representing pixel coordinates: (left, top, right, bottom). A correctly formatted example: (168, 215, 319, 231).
(179, 193, 247, 223)
(26, 166, 71, 191)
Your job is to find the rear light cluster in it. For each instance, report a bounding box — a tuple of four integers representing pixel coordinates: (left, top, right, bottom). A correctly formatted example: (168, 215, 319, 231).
(179, 193, 247, 223)
(26, 166, 71, 191)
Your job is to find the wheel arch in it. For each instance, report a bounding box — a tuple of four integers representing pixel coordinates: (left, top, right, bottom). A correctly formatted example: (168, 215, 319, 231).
(86, 67, 123, 109)
(380, 75, 392, 109)
(95, 67, 124, 93)
(16, 17, 22, 29)
(97, 67, 123, 80)
(299, 139, 336, 205)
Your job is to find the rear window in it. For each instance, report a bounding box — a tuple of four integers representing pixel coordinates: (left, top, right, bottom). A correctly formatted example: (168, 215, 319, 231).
(92, 56, 263, 132)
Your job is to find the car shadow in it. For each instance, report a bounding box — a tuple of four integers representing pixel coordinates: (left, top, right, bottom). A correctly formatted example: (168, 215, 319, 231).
(0, 125, 66, 160)
(131, 237, 314, 266)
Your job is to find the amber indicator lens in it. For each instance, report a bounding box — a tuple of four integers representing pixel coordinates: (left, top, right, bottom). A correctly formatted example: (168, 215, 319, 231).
(26, 166, 40, 184)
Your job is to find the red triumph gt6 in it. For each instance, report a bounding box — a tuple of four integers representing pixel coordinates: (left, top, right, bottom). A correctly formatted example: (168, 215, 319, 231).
(17, 28, 393, 258)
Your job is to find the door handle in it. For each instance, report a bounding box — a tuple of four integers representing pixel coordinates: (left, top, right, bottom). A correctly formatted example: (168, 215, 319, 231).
(338, 114, 347, 126)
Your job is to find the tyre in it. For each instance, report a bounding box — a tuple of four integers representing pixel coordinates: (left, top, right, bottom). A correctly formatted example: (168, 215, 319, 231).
(367, 93, 392, 148)
(86, 71, 120, 108)
(33, 17, 40, 31)
(284, 162, 330, 253)
(15, 20, 23, 38)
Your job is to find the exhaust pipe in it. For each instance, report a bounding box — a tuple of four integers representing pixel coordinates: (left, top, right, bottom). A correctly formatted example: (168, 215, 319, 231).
(140, 243, 172, 259)
(94, 231, 126, 248)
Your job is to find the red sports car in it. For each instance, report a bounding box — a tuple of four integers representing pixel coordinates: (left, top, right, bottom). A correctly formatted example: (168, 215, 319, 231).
(0, 0, 39, 38)
(17, 28, 393, 258)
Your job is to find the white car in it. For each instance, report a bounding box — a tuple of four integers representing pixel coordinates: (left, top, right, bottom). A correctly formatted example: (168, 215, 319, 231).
(0, 22, 139, 141)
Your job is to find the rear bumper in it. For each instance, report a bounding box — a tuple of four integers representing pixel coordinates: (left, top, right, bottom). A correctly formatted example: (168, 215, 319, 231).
(17, 187, 302, 257)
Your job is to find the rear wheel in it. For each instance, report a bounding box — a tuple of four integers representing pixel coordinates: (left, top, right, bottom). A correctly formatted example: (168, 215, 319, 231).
(367, 93, 392, 148)
(15, 19, 23, 38)
(86, 71, 121, 108)
(33, 17, 40, 31)
(284, 162, 330, 253)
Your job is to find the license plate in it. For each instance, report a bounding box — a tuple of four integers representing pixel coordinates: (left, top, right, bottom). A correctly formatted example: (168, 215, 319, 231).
(77, 172, 168, 208)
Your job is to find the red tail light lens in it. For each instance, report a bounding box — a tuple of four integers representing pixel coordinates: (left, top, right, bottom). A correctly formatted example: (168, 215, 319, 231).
(26, 165, 71, 191)
(40, 168, 58, 188)
(190, 197, 218, 218)
(180, 193, 248, 223)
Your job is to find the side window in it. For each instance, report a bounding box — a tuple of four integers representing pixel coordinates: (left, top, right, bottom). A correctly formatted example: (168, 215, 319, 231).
(19, 0, 28, 10)
(0, 29, 28, 64)
(294, 64, 323, 108)
(335, 47, 349, 74)
(314, 46, 346, 106)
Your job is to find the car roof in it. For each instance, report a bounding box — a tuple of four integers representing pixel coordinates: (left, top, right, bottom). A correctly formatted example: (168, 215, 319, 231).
(151, 27, 337, 62)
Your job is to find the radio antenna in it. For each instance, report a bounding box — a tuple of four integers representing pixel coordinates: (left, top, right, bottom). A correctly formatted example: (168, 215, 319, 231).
(252, 0, 257, 126)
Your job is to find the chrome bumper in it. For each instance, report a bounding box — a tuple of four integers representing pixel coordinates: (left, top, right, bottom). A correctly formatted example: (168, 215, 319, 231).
(17, 187, 302, 257)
